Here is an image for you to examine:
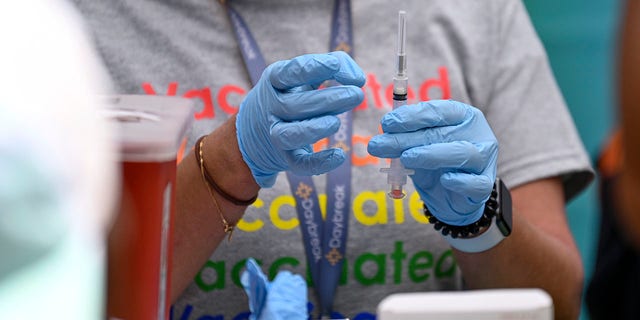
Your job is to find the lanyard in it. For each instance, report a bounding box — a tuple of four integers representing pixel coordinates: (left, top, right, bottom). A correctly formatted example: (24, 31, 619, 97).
(222, 0, 354, 317)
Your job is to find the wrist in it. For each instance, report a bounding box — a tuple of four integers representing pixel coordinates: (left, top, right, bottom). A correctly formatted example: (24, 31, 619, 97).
(424, 178, 512, 253)
(235, 107, 279, 188)
(202, 115, 260, 205)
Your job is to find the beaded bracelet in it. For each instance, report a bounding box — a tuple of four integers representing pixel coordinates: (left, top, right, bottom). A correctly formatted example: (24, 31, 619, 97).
(423, 183, 499, 239)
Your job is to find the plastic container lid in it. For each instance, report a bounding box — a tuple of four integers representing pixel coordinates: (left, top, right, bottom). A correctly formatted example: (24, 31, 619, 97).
(377, 289, 553, 320)
(102, 95, 194, 162)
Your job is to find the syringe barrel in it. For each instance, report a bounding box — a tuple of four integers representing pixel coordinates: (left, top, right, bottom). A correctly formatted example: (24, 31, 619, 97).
(380, 158, 414, 199)
(386, 159, 409, 185)
(393, 98, 406, 109)
(393, 77, 408, 99)
(394, 11, 408, 98)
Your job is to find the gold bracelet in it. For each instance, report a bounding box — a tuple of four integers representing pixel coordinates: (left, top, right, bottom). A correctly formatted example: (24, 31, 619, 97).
(195, 135, 257, 206)
(195, 136, 235, 242)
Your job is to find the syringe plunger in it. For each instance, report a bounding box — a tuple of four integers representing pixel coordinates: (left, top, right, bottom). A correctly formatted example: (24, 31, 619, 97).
(396, 11, 407, 76)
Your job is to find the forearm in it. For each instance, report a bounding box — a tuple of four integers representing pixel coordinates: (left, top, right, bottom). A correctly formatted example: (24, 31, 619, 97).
(453, 178, 583, 320)
(620, 0, 640, 175)
(617, 0, 640, 248)
(171, 114, 260, 303)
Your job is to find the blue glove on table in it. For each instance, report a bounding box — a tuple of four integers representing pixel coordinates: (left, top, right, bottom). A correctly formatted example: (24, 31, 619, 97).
(368, 100, 498, 226)
(236, 51, 366, 188)
(241, 258, 308, 320)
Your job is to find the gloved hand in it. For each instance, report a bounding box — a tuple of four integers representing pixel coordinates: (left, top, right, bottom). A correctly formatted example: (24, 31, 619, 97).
(368, 100, 498, 226)
(241, 258, 308, 320)
(236, 51, 366, 188)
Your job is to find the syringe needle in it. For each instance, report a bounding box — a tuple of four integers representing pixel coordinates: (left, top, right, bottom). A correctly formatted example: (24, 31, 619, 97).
(381, 10, 414, 200)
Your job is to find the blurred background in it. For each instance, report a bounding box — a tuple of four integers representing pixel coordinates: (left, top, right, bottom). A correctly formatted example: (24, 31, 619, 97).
(523, 0, 623, 319)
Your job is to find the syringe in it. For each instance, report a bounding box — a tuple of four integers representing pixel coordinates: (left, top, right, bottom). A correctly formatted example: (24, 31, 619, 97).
(380, 10, 414, 200)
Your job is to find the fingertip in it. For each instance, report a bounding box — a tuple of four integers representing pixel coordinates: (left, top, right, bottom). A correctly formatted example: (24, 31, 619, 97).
(328, 51, 366, 87)
(265, 60, 287, 86)
(269, 54, 342, 90)
(380, 108, 409, 132)
(366, 135, 386, 158)
(366, 137, 389, 158)
(240, 271, 249, 287)
(289, 148, 346, 176)
(322, 148, 347, 172)
(366, 133, 409, 158)
(348, 85, 365, 104)
(366, 137, 379, 155)
(313, 148, 346, 174)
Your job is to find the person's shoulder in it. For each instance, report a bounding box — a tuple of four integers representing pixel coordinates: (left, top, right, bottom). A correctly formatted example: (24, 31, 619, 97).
(429, 0, 525, 23)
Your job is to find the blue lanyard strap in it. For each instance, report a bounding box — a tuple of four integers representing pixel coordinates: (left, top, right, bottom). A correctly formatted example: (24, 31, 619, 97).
(223, 4, 266, 86)
(221, 0, 354, 317)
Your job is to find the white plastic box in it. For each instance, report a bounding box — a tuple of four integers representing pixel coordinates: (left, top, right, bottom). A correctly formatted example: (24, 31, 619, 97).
(377, 289, 553, 320)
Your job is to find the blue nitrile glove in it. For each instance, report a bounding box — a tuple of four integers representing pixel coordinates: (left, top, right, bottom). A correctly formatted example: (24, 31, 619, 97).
(241, 258, 308, 320)
(368, 100, 498, 226)
(236, 51, 366, 188)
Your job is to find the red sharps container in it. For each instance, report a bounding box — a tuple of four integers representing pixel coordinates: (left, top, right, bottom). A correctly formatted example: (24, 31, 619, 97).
(105, 95, 193, 320)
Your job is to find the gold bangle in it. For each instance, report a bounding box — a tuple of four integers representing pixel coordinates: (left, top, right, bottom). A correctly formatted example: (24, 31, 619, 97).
(195, 135, 235, 242)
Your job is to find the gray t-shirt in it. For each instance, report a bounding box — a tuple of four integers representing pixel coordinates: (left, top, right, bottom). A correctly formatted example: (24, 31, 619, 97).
(71, 0, 594, 318)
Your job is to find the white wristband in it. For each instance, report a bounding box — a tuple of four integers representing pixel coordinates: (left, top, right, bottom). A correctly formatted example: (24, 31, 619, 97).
(443, 216, 506, 253)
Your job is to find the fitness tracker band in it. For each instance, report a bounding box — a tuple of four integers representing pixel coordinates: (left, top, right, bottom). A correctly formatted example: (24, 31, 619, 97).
(423, 178, 512, 253)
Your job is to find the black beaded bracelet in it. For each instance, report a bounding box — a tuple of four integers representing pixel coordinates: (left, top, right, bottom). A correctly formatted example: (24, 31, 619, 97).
(423, 183, 499, 239)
